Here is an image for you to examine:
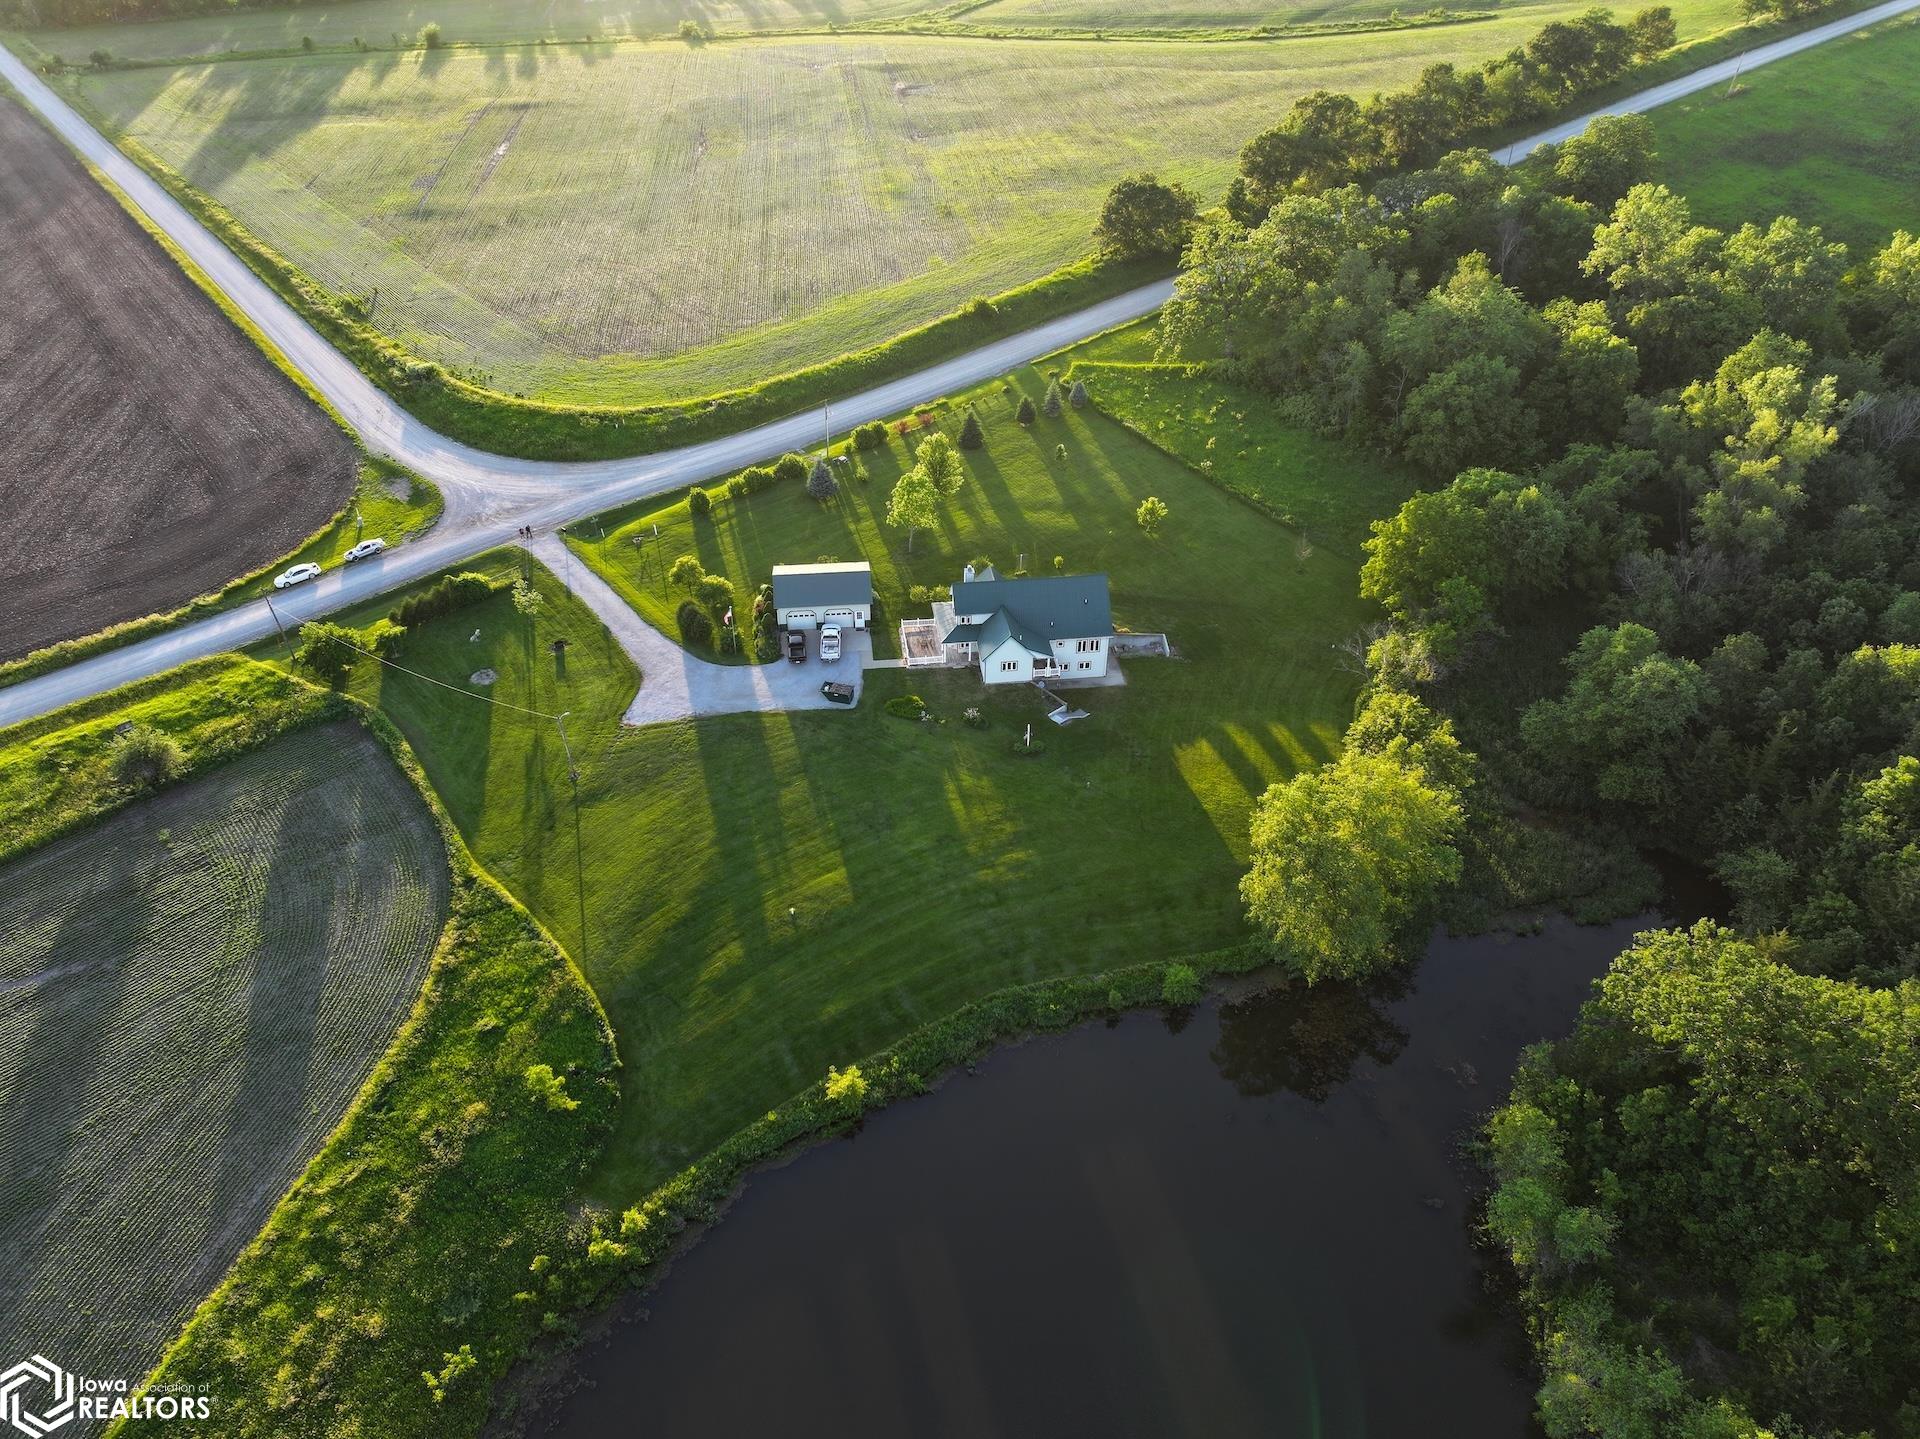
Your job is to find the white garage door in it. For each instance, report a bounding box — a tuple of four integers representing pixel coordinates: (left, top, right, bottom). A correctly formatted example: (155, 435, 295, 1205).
(823, 608, 860, 628)
(783, 609, 818, 630)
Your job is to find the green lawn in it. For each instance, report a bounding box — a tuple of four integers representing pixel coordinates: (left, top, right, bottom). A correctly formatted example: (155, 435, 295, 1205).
(44, 0, 1742, 409)
(1651, 12, 1920, 250)
(275, 367, 1414, 1200)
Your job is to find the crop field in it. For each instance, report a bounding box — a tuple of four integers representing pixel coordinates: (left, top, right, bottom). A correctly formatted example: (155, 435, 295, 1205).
(1651, 12, 1920, 249)
(0, 722, 448, 1388)
(0, 95, 357, 663)
(55, 0, 1741, 408)
(282, 362, 1417, 1197)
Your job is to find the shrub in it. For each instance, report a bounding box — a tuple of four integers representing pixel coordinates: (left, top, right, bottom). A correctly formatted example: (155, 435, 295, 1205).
(362, 617, 406, 658)
(736, 465, 777, 496)
(523, 1063, 579, 1112)
(1137, 495, 1169, 537)
(962, 296, 997, 322)
(852, 420, 889, 452)
(300, 34, 315, 50)
(1069, 379, 1089, 409)
(1008, 734, 1047, 757)
(110, 725, 182, 789)
(667, 554, 705, 592)
(772, 452, 809, 487)
(824, 1064, 868, 1106)
(1161, 962, 1203, 1006)
(389, 571, 496, 629)
(1043, 380, 1064, 418)
(687, 486, 712, 518)
(1016, 396, 1038, 425)
(694, 573, 735, 618)
(88, 49, 113, 68)
(962, 707, 987, 730)
(422, 1345, 477, 1404)
(510, 577, 543, 618)
(677, 17, 710, 41)
(1052, 555, 1065, 571)
(807, 459, 839, 501)
(418, 21, 443, 47)
(293, 621, 359, 687)
(884, 695, 928, 720)
(958, 407, 985, 450)
(677, 601, 713, 647)
(754, 633, 780, 662)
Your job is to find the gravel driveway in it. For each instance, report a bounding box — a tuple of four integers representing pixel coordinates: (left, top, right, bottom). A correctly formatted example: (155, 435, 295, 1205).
(526, 535, 868, 725)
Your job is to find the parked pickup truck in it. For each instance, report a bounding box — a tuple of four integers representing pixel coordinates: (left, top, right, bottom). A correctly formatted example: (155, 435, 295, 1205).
(785, 629, 807, 663)
(818, 624, 842, 662)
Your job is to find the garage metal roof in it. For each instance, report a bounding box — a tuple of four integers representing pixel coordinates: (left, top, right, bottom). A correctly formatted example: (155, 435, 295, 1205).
(772, 562, 872, 610)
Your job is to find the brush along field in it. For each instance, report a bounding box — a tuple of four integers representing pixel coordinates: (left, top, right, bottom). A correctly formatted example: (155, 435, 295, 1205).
(62, 3, 1732, 408)
(0, 95, 358, 663)
(0, 721, 449, 1387)
(970, 0, 1746, 30)
(1649, 12, 1920, 249)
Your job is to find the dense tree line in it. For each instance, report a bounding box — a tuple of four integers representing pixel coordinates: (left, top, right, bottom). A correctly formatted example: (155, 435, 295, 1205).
(1161, 19, 1920, 1422)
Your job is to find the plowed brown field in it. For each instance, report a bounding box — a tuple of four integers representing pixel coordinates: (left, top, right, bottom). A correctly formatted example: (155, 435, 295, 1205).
(0, 97, 355, 662)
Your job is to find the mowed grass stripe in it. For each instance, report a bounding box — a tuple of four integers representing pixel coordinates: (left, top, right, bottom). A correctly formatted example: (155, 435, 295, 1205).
(62, 11, 1702, 404)
(0, 722, 448, 1384)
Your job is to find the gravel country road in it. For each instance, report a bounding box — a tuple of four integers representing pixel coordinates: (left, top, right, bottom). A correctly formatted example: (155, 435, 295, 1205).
(3, 0, 1915, 729)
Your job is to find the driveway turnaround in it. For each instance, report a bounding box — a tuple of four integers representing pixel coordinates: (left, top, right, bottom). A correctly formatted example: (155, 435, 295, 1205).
(526, 536, 867, 725)
(2, 0, 1914, 730)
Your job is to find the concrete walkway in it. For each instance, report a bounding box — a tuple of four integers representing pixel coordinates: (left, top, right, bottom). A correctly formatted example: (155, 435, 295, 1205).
(527, 534, 866, 725)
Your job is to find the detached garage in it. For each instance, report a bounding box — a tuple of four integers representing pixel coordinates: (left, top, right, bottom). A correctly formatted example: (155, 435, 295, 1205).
(772, 561, 873, 631)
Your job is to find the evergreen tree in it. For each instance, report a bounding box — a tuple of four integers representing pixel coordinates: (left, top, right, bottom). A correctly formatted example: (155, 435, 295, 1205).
(1042, 380, 1064, 418)
(807, 458, 838, 500)
(1068, 379, 1089, 409)
(958, 407, 985, 450)
(1016, 395, 1038, 425)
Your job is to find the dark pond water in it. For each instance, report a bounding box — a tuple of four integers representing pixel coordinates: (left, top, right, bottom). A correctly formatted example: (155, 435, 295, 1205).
(533, 915, 1660, 1439)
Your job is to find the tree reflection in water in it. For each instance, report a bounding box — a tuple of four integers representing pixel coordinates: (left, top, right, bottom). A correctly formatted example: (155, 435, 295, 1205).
(1207, 971, 1412, 1101)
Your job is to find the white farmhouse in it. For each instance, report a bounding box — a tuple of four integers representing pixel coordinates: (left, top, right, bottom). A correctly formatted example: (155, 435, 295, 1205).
(941, 566, 1112, 685)
(771, 562, 872, 630)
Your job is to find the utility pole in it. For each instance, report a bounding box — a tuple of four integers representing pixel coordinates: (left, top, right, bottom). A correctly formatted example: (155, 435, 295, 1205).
(822, 400, 832, 455)
(355, 507, 364, 540)
(264, 595, 296, 663)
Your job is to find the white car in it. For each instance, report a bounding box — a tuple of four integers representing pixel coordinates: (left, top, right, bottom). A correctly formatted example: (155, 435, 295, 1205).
(343, 537, 388, 563)
(273, 562, 321, 590)
(818, 624, 842, 663)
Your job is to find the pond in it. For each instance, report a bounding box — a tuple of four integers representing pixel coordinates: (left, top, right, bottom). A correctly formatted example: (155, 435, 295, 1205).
(531, 914, 1662, 1438)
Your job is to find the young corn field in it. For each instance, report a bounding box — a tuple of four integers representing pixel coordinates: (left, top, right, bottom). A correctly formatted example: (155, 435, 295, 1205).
(0, 723, 448, 1389)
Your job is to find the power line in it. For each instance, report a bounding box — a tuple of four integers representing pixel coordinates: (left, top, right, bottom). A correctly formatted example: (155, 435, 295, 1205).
(331, 634, 565, 720)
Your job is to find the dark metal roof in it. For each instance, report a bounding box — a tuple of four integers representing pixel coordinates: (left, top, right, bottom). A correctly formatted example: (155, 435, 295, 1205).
(948, 573, 1112, 643)
(771, 562, 872, 610)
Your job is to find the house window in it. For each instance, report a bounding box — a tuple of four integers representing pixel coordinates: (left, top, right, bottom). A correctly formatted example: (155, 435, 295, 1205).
(1000, 660, 1017, 673)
